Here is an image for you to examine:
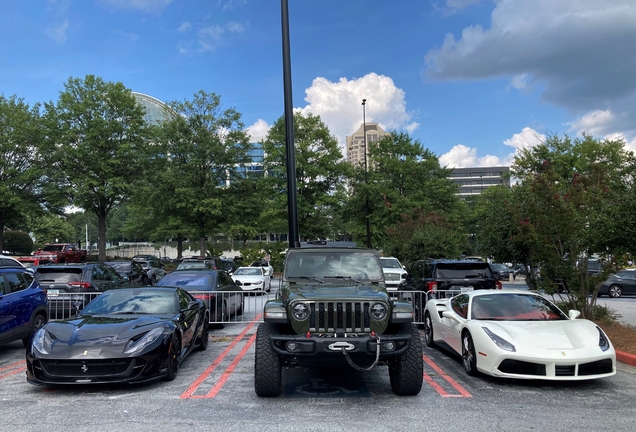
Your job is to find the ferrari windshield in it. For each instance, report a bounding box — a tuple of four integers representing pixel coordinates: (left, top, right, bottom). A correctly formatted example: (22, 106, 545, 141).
(81, 289, 178, 315)
(471, 294, 567, 321)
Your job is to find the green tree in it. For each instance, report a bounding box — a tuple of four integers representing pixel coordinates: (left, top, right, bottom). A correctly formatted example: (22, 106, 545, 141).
(262, 112, 351, 240)
(28, 213, 76, 247)
(155, 91, 251, 257)
(346, 131, 463, 250)
(43, 75, 152, 262)
(0, 95, 50, 251)
(509, 134, 636, 316)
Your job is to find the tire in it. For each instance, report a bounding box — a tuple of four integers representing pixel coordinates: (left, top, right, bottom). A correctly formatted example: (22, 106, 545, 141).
(423, 311, 435, 348)
(388, 323, 424, 396)
(22, 313, 47, 347)
(212, 301, 227, 329)
(164, 334, 180, 381)
(236, 297, 244, 316)
(608, 284, 623, 298)
(196, 315, 209, 351)
(461, 331, 478, 376)
(254, 323, 282, 397)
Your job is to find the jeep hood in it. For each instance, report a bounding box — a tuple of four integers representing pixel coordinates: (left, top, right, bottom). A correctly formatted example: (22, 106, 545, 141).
(288, 284, 388, 302)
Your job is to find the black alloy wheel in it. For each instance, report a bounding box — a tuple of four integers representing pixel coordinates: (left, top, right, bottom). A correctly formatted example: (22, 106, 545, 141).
(164, 334, 180, 381)
(461, 331, 478, 376)
(197, 315, 209, 351)
(424, 312, 435, 347)
(608, 284, 623, 298)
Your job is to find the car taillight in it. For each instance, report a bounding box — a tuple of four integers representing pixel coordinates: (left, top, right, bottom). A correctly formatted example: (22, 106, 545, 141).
(426, 281, 437, 292)
(194, 293, 215, 301)
(496, 281, 503, 289)
(67, 282, 93, 289)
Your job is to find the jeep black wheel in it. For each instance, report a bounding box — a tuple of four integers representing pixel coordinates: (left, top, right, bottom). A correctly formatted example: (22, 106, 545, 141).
(254, 323, 282, 397)
(424, 311, 435, 347)
(388, 323, 423, 396)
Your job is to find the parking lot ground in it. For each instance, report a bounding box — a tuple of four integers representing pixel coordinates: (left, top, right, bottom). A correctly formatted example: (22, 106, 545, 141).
(3, 324, 636, 432)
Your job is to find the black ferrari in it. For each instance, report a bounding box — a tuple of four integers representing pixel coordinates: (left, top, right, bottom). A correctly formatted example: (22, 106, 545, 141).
(26, 287, 209, 385)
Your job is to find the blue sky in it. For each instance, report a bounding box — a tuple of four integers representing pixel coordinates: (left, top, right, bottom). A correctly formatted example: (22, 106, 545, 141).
(2, 0, 635, 167)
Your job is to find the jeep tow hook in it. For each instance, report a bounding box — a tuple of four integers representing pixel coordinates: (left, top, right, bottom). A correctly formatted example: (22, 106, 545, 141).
(328, 341, 355, 351)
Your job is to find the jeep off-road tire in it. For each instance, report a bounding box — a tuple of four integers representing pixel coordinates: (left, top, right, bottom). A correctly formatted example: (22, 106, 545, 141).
(254, 323, 282, 397)
(388, 323, 424, 396)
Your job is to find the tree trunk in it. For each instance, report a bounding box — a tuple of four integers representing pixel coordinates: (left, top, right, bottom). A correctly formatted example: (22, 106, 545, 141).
(98, 210, 107, 263)
(177, 234, 183, 260)
(199, 235, 206, 257)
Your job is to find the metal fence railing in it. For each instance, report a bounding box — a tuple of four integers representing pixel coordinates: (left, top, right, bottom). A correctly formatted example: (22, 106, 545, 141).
(46, 290, 269, 324)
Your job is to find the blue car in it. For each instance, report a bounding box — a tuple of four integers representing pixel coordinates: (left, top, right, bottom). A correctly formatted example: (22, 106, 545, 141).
(0, 264, 49, 347)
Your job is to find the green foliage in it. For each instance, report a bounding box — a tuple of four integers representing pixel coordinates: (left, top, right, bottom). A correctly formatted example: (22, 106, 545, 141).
(0, 95, 53, 251)
(3, 230, 34, 255)
(384, 210, 465, 266)
(263, 112, 351, 240)
(154, 91, 251, 256)
(346, 131, 464, 250)
(29, 213, 76, 246)
(43, 75, 153, 261)
(487, 133, 636, 317)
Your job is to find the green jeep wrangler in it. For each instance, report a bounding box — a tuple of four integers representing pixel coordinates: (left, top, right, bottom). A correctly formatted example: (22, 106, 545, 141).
(254, 242, 423, 397)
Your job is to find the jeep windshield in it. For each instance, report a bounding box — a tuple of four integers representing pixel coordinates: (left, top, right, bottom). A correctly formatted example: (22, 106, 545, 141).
(285, 251, 383, 281)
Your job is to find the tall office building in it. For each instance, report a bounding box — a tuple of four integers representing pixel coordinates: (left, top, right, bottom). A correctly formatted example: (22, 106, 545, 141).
(346, 122, 388, 166)
(132, 92, 173, 124)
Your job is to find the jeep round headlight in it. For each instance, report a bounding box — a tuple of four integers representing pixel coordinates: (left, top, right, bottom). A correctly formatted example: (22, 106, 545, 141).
(370, 303, 387, 320)
(292, 303, 309, 320)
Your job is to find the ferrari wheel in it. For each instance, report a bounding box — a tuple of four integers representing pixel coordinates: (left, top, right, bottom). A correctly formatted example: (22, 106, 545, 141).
(608, 284, 623, 298)
(22, 313, 47, 347)
(254, 323, 282, 397)
(461, 331, 478, 376)
(197, 315, 209, 351)
(388, 323, 424, 396)
(164, 334, 180, 381)
(424, 312, 435, 347)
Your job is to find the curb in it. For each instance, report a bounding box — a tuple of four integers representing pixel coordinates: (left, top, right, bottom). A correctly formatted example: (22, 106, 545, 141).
(616, 350, 636, 367)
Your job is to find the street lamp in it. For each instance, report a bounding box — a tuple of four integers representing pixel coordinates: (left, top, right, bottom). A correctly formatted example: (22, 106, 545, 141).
(362, 99, 371, 248)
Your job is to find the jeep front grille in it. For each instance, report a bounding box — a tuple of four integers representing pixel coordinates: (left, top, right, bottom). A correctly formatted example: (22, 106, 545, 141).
(308, 301, 372, 332)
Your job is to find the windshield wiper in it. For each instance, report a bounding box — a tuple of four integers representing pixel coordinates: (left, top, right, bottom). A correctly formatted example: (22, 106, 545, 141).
(322, 275, 361, 283)
(293, 276, 324, 283)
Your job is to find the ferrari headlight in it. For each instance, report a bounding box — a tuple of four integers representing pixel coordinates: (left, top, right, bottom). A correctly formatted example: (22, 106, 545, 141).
(32, 328, 53, 355)
(123, 327, 166, 356)
(482, 326, 516, 352)
(292, 303, 309, 320)
(370, 303, 387, 320)
(597, 326, 610, 352)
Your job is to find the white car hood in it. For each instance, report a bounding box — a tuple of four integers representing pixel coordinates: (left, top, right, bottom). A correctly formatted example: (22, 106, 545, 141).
(232, 275, 265, 283)
(382, 268, 406, 275)
(480, 320, 601, 351)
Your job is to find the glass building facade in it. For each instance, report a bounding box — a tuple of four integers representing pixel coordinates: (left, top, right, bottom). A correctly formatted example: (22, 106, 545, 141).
(132, 92, 173, 124)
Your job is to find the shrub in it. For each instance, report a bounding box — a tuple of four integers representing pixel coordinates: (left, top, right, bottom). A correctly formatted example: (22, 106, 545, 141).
(3, 231, 34, 255)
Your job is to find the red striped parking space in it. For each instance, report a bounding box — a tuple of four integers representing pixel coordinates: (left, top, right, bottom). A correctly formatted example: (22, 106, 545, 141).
(0, 360, 26, 380)
(422, 355, 472, 398)
(180, 315, 261, 399)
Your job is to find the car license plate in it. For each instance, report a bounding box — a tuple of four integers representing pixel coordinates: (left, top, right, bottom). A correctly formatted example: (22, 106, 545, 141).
(48, 289, 59, 297)
(460, 287, 474, 292)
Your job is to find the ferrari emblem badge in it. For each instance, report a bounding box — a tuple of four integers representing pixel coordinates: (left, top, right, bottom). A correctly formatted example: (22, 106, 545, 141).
(561, 351, 566, 356)
(81, 364, 88, 373)
(83, 350, 88, 355)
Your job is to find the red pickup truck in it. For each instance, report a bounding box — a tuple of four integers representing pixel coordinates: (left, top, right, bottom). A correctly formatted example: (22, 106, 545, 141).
(34, 243, 87, 264)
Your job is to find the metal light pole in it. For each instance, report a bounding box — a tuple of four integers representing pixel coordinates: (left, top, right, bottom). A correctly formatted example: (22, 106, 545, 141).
(362, 99, 371, 248)
(281, 0, 299, 248)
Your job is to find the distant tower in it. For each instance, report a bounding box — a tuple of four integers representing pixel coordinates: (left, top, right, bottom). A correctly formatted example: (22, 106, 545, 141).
(345, 122, 388, 166)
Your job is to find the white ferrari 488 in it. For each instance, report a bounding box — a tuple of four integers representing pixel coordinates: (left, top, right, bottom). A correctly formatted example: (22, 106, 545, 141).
(423, 289, 616, 380)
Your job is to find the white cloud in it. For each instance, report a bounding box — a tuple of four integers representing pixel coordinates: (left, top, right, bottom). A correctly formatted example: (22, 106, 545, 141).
(297, 73, 416, 151)
(503, 127, 545, 150)
(425, 0, 636, 140)
(196, 22, 246, 52)
(439, 127, 545, 168)
(445, 0, 484, 12)
(178, 22, 192, 33)
(46, 19, 69, 44)
(99, 0, 174, 13)
(247, 119, 271, 142)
